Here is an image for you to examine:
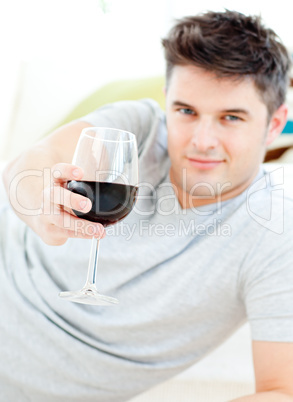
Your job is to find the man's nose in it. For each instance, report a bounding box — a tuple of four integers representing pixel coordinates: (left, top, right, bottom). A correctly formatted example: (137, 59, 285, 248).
(190, 119, 219, 152)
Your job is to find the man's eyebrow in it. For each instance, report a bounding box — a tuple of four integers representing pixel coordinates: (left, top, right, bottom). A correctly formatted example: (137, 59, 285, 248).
(223, 108, 250, 115)
(172, 100, 194, 108)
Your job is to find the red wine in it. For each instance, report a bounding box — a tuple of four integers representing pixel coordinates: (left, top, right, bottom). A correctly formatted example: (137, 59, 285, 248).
(67, 181, 138, 226)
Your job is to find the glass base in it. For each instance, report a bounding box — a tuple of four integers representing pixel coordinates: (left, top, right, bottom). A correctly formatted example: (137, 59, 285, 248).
(59, 286, 119, 306)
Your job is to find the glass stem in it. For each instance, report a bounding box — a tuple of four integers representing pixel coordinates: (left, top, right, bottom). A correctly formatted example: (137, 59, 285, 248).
(84, 237, 100, 288)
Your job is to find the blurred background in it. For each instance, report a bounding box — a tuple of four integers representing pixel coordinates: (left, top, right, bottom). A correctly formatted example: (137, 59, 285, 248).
(1, 0, 293, 161)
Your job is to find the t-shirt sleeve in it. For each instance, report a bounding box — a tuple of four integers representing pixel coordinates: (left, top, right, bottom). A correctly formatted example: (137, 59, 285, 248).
(77, 98, 163, 155)
(240, 209, 293, 342)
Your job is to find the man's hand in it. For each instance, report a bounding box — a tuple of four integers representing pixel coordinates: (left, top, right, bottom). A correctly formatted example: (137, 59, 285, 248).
(2, 120, 103, 246)
(36, 162, 105, 246)
(230, 341, 293, 401)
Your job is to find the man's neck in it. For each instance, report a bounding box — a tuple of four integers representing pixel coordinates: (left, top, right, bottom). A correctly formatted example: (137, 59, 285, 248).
(169, 167, 261, 210)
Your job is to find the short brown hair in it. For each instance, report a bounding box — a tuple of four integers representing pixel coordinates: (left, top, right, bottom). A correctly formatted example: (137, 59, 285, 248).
(162, 10, 292, 117)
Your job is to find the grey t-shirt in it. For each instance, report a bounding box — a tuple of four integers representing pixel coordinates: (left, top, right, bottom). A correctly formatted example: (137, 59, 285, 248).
(0, 99, 293, 402)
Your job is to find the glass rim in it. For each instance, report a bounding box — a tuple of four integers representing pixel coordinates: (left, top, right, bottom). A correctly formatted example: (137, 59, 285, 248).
(81, 126, 137, 143)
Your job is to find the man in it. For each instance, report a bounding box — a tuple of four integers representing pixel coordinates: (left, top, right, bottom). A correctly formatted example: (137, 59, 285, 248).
(1, 9, 293, 402)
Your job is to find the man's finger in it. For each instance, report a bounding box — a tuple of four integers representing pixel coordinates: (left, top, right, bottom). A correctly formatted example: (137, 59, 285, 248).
(51, 163, 84, 183)
(42, 185, 92, 216)
(55, 186, 92, 214)
(50, 211, 105, 238)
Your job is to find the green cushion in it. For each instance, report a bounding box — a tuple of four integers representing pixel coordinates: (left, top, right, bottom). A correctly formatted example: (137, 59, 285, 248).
(58, 76, 165, 127)
(55, 74, 293, 136)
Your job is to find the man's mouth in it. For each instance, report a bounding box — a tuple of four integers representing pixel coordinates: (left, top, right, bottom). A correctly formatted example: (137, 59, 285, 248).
(187, 157, 224, 170)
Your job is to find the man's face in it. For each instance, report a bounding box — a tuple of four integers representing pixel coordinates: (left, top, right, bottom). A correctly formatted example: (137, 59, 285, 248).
(165, 65, 282, 207)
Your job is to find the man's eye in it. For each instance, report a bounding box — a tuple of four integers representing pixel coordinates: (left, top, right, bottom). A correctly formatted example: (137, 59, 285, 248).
(179, 108, 194, 115)
(224, 115, 241, 121)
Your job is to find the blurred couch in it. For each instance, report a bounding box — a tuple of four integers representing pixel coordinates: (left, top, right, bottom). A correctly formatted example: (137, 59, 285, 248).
(58, 76, 293, 163)
(56, 75, 293, 165)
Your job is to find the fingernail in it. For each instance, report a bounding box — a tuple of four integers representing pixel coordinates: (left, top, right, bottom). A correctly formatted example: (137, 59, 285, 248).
(52, 170, 62, 179)
(73, 169, 80, 178)
(80, 200, 87, 210)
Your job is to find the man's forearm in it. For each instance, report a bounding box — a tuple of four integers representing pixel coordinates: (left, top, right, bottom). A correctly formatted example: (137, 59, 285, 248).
(231, 391, 293, 401)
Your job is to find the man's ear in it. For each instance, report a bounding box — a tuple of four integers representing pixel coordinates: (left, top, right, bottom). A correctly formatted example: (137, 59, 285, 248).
(266, 103, 288, 146)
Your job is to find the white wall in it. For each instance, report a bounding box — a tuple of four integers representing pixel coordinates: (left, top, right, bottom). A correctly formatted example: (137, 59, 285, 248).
(0, 0, 169, 159)
(0, 0, 292, 160)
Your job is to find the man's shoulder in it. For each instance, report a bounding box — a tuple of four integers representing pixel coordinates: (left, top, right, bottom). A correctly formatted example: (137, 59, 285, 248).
(263, 163, 293, 198)
(223, 165, 293, 242)
(242, 167, 293, 253)
(245, 164, 293, 221)
(100, 98, 164, 118)
(78, 98, 164, 130)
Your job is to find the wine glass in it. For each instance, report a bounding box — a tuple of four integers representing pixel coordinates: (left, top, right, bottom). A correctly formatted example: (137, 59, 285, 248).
(59, 127, 138, 305)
